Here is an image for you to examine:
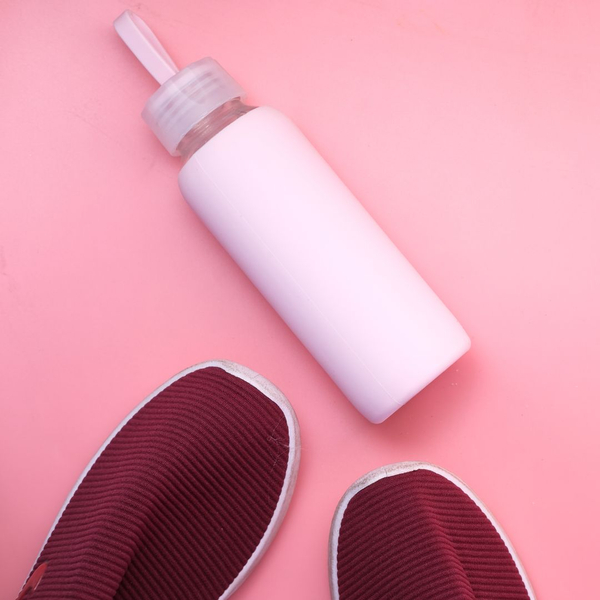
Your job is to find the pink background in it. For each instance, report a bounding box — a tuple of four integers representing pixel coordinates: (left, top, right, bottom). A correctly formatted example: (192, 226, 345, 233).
(2, 1, 599, 597)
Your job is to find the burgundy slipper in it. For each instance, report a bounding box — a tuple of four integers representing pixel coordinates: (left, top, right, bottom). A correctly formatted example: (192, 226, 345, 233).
(329, 462, 535, 600)
(19, 361, 300, 600)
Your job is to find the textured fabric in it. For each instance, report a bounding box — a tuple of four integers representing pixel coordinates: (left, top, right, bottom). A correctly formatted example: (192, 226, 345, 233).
(336, 469, 530, 600)
(27, 367, 291, 600)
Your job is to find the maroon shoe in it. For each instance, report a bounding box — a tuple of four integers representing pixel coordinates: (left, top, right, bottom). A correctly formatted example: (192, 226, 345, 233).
(330, 462, 535, 600)
(19, 361, 300, 600)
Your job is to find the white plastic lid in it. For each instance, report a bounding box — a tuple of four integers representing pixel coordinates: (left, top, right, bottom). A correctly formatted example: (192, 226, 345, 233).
(114, 10, 245, 155)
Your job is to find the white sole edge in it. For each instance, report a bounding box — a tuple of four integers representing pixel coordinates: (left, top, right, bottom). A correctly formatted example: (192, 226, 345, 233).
(328, 461, 536, 600)
(27, 360, 301, 600)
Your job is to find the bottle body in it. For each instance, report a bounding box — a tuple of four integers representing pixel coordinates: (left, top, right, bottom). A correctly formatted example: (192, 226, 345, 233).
(178, 106, 470, 423)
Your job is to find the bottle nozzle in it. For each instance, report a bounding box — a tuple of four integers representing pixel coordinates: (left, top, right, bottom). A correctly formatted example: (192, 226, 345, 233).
(113, 10, 179, 85)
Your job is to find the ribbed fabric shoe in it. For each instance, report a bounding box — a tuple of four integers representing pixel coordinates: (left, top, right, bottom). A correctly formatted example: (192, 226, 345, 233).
(329, 462, 535, 600)
(18, 361, 300, 600)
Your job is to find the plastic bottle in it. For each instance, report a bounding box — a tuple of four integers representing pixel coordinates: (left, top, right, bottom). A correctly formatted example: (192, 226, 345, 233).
(114, 10, 470, 423)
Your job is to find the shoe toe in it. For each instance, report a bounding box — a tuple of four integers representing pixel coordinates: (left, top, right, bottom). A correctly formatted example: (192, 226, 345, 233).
(25, 362, 299, 600)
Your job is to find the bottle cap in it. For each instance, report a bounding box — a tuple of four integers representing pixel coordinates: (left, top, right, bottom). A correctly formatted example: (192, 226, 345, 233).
(114, 10, 245, 155)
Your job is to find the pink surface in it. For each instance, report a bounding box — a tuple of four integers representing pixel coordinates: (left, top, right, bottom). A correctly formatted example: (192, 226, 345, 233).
(1, 1, 599, 598)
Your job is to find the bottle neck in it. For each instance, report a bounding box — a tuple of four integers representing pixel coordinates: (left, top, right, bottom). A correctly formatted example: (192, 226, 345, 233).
(176, 98, 255, 162)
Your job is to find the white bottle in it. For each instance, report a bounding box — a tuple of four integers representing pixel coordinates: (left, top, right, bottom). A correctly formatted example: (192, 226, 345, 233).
(114, 11, 470, 423)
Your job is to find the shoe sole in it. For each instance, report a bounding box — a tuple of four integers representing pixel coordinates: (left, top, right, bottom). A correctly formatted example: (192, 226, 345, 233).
(28, 360, 301, 600)
(328, 461, 536, 600)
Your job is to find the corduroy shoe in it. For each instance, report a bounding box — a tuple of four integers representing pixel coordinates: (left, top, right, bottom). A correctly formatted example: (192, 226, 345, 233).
(19, 361, 300, 600)
(329, 462, 535, 600)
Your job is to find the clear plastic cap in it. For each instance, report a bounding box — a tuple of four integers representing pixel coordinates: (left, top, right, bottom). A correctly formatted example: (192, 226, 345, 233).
(114, 10, 245, 156)
(142, 58, 245, 155)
